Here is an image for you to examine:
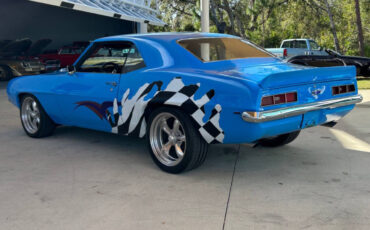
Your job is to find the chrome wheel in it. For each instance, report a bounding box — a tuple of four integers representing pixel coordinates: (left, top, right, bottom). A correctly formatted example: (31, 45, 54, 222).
(149, 112, 186, 167)
(21, 97, 41, 134)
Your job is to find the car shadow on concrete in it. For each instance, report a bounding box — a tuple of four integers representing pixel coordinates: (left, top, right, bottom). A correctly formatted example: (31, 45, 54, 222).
(51, 126, 241, 177)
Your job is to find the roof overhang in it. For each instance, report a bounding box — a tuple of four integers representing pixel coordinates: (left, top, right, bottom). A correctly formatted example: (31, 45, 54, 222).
(29, 0, 165, 26)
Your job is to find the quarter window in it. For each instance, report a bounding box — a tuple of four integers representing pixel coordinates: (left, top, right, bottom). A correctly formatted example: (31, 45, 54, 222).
(122, 46, 146, 73)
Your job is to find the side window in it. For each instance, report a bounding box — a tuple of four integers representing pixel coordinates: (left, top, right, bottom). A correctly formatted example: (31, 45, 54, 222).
(122, 46, 146, 73)
(77, 43, 131, 73)
(309, 40, 320, 50)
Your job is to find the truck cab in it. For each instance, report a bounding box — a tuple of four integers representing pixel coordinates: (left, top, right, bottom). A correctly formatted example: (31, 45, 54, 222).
(266, 39, 327, 59)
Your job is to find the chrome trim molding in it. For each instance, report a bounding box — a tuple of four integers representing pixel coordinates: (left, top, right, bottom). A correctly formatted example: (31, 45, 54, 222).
(242, 94, 363, 123)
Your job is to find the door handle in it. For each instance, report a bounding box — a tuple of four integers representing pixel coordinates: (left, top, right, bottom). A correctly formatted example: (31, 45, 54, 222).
(106, 81, 117, 87)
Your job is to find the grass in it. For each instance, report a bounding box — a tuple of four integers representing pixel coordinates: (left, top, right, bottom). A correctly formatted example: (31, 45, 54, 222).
(357, 77, 370, 89)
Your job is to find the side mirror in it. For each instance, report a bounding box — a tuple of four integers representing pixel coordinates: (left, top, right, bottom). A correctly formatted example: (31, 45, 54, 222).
(67, 65, 76, 75)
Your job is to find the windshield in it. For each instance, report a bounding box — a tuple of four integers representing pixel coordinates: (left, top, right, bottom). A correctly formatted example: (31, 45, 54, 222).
(178, 38, 272, 62)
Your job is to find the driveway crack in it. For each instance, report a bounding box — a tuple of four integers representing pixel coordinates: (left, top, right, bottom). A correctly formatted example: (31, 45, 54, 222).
(222, 144, 240, 230)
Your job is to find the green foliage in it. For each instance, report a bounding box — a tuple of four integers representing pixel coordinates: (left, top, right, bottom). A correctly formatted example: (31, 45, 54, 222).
(153, 0, 370, 57)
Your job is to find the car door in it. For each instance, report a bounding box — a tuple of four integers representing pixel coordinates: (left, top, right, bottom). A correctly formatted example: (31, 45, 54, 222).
(54, 41, 132, 132)
(111, 43, 148, 137)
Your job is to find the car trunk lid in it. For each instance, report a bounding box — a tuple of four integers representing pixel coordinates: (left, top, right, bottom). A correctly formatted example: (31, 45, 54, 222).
(258, 65, 355, 89)
(204, 58, 356, 89)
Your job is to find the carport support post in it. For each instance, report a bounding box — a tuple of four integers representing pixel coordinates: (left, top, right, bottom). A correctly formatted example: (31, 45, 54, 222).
(139, 22, 148, 33)
(200, 0, 210, 61)
(201, 0, 209, 33)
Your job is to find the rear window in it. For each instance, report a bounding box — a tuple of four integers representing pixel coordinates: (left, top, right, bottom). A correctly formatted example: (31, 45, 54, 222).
(178, 38, 272, 62)
(281, 41, 292, 48)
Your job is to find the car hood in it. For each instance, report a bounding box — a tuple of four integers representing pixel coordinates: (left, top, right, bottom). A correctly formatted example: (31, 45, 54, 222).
(203, 58, 356, 89)
(0, 38, 32, 57)
(27, 39, 52, 56)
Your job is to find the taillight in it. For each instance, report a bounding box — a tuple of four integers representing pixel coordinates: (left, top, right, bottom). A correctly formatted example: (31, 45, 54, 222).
(332, 84, 355, 95)
(261, 92, 297, 107)
(283, 49, 288, 58)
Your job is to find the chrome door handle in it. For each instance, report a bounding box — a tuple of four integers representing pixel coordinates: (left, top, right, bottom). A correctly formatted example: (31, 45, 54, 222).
(106, 81, 117, 87)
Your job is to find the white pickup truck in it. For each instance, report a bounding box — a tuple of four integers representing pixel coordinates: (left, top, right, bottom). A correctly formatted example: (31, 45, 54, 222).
(266, 39, 328, 59)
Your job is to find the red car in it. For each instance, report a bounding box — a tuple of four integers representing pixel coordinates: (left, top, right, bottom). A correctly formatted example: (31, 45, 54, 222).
(39, 44, 88, 68)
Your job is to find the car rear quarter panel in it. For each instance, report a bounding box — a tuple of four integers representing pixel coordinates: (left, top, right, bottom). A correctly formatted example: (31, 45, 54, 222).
(131, 69, 263, 143)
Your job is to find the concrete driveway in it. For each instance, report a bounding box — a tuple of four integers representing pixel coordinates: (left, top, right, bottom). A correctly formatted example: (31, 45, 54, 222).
(1, 81, 370, 230)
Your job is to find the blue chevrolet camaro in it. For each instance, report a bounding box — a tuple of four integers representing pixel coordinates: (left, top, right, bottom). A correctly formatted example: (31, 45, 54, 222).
(7, 33, 362, 173)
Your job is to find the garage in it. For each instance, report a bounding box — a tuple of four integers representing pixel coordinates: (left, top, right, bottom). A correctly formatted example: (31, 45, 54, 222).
(0, 0, 164, 80)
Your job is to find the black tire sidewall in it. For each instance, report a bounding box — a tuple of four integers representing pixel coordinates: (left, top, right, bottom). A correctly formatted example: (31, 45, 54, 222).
(146, 107, 203, 174)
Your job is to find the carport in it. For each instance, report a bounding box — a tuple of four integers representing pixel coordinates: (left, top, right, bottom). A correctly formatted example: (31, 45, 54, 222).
(0, 0, 164, 49)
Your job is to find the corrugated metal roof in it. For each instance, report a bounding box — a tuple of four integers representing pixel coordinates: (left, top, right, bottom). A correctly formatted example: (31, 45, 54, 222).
(29, 0, 165, 26)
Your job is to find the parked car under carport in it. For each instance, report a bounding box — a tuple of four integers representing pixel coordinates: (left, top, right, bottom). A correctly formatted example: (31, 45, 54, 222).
(0, 38, 47, 81)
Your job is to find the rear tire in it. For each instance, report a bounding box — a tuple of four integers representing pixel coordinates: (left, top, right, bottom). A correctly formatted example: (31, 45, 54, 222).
(0, 65, 13, 81)
(147, 107, 208, 174)
(258, 131, 300, 147)
(20, 95, 56, 138)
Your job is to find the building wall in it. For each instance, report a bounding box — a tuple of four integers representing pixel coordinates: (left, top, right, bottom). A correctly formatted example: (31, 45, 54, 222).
(0, 0, 137, 49)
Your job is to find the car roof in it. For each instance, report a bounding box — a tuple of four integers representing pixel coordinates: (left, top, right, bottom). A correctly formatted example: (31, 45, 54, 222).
(88, 32, 246, 69)
(282, 39, 313, 42)
(94, 32, 238, 43)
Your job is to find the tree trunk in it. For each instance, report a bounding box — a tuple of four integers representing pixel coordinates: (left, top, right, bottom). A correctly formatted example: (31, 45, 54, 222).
(222, 0, 237, 35)
(324, 0, 341, 53)
(354, 0, 365, 56)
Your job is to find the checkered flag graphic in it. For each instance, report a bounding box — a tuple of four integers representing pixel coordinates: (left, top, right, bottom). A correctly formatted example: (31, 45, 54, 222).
(148, 77, 224, 144)
(79, 77, 224, 144)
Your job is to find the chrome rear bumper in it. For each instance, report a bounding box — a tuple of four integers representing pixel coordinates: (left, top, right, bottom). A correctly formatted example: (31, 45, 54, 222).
(242, 94, 363, 123)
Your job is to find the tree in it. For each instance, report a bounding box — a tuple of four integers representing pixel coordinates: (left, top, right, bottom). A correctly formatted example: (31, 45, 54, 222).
(153, 0, 369, 56)
(303, 0, 341, 52)
(354, 0, 365, 56)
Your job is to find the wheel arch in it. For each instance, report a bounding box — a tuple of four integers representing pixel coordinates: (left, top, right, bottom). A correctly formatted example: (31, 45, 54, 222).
(17, 92, 35, 107)
(144, 103, 199, 132)
(17, 92, 57, 124)
(144, 101, 224, 144)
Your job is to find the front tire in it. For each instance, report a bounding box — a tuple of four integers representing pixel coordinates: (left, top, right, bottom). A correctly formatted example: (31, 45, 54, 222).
(258, 131, 300, 147)
(20, 95, 55, 138)
(147, 107, 208, 174)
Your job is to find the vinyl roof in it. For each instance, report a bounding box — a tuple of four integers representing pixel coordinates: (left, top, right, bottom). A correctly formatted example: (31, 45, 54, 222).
(29, 0, 165, 26)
